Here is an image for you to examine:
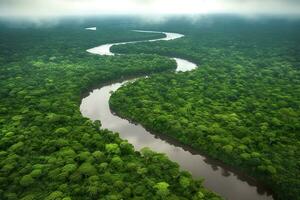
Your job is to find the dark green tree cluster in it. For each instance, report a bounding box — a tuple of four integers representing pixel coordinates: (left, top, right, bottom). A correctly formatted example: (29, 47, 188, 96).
(110, 20, 300, 200)
(0, 25, 220, 200)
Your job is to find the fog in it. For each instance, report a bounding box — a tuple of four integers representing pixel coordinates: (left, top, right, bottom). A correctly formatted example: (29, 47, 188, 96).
(0, 0, 300, 18)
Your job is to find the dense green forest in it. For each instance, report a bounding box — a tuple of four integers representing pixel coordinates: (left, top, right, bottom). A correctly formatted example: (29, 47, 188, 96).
(110, 20, 300, 200)
(0, 23, 221, 199)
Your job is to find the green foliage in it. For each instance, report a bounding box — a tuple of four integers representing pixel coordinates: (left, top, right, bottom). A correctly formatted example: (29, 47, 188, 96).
(0, 22, 219, 200)
(45, 191, 64, 200)
(105, 143, 120, 155)
(30, 169, 42, 178)
(62, 164, 77, 174)
(92, 151, 104, 162)
(110, 156, 123, 169)
(141, 147, 155, 159)
(179, 176, 191, 188)
(78, 162, 97, 176)
(154, 182, 170, 197)
(110, 19, 300, 200)
(19, 175, 34, 187)
(194, 191, 205, 200)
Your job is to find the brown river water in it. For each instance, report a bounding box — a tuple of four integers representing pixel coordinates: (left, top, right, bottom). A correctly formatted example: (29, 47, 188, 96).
(80, 29, 273, 200)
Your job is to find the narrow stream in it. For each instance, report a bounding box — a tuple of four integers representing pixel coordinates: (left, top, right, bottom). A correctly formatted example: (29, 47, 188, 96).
(80, 29, 273, 200)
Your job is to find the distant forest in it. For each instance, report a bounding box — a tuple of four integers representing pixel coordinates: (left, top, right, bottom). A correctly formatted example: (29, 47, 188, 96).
(0, 17, 300, 200)
(0, 20, 221, 199)
(110, 18, 300, 200)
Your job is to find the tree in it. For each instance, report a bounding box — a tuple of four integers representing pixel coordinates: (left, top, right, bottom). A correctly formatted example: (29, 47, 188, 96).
(92, 151, 105, 162)
(45, 191, 64, 200)
(105, 143, 120, 155)
(154, 182, 170, 197)
(111, 156, 123, 169)
(179, 176, 191, 188)
(78, 162, 97, 177)
(20, 175, 34, 187)
(30, 169, 42, 178)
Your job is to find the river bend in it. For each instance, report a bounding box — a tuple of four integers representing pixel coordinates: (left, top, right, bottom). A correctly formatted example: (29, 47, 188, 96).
(80, 29, 273, 200)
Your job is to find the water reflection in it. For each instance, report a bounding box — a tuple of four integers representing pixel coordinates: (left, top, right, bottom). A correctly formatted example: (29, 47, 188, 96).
(81, 29, 273, 200)
(80, 76, 273, 200)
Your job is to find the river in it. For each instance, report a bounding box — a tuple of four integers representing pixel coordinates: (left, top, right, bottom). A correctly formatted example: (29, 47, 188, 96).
(80, 29, 273, 200)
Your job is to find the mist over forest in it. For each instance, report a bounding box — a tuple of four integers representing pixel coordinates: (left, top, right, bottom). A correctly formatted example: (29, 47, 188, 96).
(0, 1, 299, 200)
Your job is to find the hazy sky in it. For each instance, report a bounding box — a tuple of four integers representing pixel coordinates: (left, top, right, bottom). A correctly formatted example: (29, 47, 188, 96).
(1, 0, 300, 18)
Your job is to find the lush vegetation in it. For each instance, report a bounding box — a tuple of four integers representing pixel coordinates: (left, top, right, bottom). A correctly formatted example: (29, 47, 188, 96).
(110, 19, 300, 200)
(0, 23, 221, 199)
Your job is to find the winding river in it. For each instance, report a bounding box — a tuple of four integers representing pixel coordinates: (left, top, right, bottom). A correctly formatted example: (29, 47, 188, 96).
(80, 29, 273, 200)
